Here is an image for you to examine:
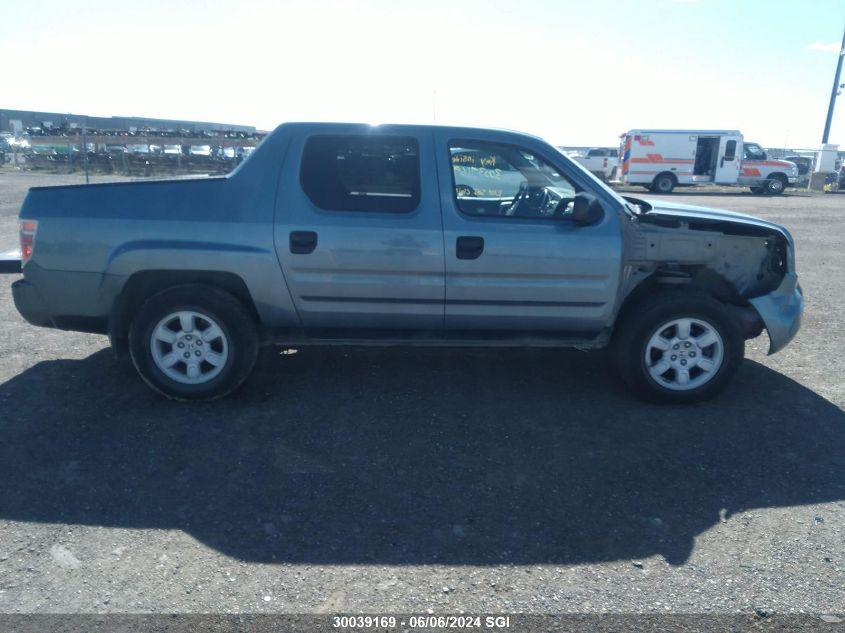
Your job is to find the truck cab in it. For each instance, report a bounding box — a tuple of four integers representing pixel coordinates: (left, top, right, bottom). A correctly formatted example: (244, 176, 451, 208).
(738, 142, 799, 194)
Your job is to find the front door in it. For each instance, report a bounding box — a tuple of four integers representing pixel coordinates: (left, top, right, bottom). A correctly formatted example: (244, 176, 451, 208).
(274, 127, 445, 331)
(434, 131, 622, 334)
(713, 135, 741, 184)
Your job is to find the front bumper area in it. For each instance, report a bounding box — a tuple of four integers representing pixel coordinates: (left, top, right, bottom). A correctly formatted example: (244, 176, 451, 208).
(748, 272, 803, 355)
(12, 279, 56, 328)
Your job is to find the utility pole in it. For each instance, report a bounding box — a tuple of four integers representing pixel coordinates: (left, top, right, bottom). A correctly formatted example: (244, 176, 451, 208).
(82, 117, 90, 184)
(821, 22, 845, 144)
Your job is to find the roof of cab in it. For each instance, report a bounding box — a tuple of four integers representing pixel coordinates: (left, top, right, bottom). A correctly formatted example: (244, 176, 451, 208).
(270, 121, 549, 143)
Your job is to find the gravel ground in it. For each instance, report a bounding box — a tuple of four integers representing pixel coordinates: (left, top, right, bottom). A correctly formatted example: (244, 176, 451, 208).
(0, 169, 843, 616)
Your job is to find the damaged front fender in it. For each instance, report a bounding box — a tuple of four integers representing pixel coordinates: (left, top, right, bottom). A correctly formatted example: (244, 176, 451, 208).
(748, 272, 803, 355)
(621, 199, 803, 355)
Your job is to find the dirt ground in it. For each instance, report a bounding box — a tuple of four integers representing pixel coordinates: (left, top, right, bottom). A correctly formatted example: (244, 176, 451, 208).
(0, 168, 843, 617)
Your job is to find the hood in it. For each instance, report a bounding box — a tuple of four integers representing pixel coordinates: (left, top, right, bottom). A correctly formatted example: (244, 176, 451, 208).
(629, 197, 794, 243)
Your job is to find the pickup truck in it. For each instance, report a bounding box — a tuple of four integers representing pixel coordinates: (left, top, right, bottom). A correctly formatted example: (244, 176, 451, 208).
(572, 147, 619, 181)
(9, 122, 803, 402)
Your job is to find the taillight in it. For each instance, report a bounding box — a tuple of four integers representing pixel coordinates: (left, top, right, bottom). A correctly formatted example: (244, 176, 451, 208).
(20, 220, 38, 266)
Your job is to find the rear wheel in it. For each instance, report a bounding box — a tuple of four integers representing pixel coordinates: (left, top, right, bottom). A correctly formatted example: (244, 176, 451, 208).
(613, 291, 744, 403)
(128, 284, 259, 400)
(650, 172, 676, 194)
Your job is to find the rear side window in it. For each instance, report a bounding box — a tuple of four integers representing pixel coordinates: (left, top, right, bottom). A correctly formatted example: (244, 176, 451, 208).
(300, 134, 420, 213)
(724, 140, 737, 161)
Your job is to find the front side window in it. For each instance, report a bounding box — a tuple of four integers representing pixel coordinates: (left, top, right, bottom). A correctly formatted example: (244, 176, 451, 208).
(449, 141, 577, 219)
(301, 135, 420, 213)
(743, 143, 766, 161)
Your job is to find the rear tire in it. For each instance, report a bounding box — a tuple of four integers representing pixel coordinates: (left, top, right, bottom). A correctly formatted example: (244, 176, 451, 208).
(650, 172, 676, 194)
(612, 291, 744, 403)
(128, 284, 259, 400)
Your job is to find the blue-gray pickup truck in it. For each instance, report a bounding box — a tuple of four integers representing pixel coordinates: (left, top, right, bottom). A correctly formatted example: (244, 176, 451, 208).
(10, 122, 803, 402)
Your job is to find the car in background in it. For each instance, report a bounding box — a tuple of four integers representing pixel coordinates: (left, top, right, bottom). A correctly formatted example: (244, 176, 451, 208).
(236, 146, 256, 163)
(161, 144, 184, 166)
(0, 137, 10, 163)
(189, 145, 212, 157)
(126, 144, 151, 156)
(188, 144, 215, 167)
(572, 147, 619, 181)
(218, 147, 237, 161)
(783, 155, 813, 176)
(103, 144, 127, 156)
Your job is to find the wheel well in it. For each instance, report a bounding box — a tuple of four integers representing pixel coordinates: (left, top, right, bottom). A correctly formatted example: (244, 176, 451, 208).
(655, 171, 677, 184)
(109, 270, 261, 355)
(616, 266, 743, 326)
(768, 172, 788, 183)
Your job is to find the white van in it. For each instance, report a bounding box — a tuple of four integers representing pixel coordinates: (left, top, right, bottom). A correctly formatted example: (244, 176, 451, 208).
(618, 129, 798, 194)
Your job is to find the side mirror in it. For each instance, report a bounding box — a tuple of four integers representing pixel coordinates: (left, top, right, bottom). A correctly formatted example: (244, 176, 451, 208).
(570, 192, 604, 226)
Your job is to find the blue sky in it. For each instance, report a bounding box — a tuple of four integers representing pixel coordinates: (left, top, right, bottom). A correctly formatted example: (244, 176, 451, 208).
(1, 0, 843, 148)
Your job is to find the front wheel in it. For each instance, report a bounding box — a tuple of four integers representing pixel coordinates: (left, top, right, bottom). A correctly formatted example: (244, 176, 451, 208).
(128, 284, 259, 400)
(764, 175, 786, 195)
(613, 291, 744, 403)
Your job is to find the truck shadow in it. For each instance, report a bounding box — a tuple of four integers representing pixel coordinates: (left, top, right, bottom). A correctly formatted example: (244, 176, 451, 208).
(1, 347, 843, 566)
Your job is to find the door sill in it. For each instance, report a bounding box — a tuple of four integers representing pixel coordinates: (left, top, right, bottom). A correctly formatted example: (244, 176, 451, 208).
(265, 328, 609, 349)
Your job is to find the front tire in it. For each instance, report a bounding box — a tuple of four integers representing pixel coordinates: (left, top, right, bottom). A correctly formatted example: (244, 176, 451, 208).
(613, 291, 744, 403)
(128, 284, 259, 400)
(764, 175, 786, 195)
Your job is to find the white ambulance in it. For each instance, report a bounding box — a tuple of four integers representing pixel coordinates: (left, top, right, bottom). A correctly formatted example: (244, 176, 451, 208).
(617, 129, 798, 194)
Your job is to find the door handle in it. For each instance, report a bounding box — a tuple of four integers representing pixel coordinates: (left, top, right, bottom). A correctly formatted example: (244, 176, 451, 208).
(289, 230, 318, 254)
(720, 158, 725, 168)
(456, 236, 484, 260)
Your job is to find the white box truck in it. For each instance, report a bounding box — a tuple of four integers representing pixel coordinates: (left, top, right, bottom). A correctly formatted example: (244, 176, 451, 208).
(618, 129, 798, 194)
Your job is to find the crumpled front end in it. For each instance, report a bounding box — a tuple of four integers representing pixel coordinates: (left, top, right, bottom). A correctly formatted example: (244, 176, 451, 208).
(625, 200, 804, 355)
(749, 272, 803, 354)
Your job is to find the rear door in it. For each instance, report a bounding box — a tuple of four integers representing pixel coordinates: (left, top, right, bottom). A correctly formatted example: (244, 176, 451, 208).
(713, 135, 741, 184)
(434, 129, 622, 334)
(274, 126, 445, 331)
